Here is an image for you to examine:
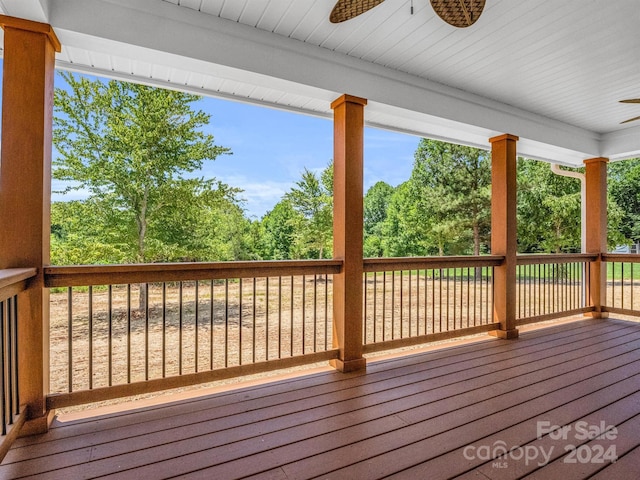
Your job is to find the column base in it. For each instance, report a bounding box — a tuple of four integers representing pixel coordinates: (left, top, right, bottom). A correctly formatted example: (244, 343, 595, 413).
(489, 328, 519, 339)
(19, 409, 55, 437)
(330, 357, 367, 373)
(584, 311, 609, 319)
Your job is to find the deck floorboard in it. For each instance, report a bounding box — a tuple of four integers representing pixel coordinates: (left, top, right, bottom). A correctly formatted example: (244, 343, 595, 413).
(2, 318, 639, 479)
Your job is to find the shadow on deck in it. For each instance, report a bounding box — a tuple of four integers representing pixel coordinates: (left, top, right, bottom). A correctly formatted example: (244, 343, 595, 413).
(3, 318, 640, 479)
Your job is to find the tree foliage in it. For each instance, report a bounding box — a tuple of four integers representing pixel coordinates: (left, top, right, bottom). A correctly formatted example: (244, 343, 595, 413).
(51, 200, 128, 265)
(517, 160, 582, 253)
(412, 139, 491, 255)
(284, 163, 333, 259)
(609, 159, 640, 244)
(53, 72, 233, 264)
(379, 182, 427, 256)
(363, 181, 395, 257)
(51, 77, 636, 266)
(518, 160, 626, 253)
(379, 139, 492, 257)
(260, 199, 303, 260)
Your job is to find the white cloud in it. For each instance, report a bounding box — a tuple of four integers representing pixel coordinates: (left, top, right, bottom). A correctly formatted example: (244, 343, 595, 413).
(218, 174, 292, 219)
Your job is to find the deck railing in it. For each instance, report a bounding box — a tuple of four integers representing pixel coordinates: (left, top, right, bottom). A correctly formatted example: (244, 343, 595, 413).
(362, 256, 502, 353)
(40, 253, 621, 409)
(602, 253, 640, 316)
(44, 261, 340, 408)
(515, 254, 596, 325)
(0, 268, 36, 460)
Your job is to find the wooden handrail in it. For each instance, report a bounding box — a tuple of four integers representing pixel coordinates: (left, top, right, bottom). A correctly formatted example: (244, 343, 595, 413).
(363, 255, 504, 272)
(0, 268, 37, 302)
(601, 253, 640, 263)
(516, 253, 598, 265)
(44, 253, 610, 288)
(44, 260, 343, 287)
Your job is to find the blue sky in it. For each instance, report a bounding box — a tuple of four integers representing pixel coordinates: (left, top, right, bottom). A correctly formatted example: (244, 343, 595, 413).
(49, 72, 420, 219)
(196, 96, 420, 218)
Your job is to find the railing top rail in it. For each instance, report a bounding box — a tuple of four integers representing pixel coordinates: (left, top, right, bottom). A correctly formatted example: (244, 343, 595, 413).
(363, 255, 504, 272)
(45, 259, 343, 287)
(516, 253, 598, 265)
(602, 253, 640, 262)
(0, 267, 37, 302)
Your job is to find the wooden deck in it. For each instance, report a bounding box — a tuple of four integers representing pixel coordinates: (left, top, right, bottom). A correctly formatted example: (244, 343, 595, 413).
(3, 317, 640, 479)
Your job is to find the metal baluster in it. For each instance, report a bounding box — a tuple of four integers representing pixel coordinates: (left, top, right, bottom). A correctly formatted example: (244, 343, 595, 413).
(224, 279, 229, 368)
(145, 283, 149, 380)
(392, 271, 396, 339)
(278, 277, 282, 358)
(12, 297, 19, 417)
(127, 284, 131, 384)
(210, 280, 214, 370)
(373, 272, 377, 344)
(162, 283, 166, 377)
(266, 277, 270, 361)
(252, 278, 256, 363)
(400, 270, 404, 338)
(239, 278, 243, 365)
(313, 275, 317, 352)
(382, 272, 387, 341)
(108, 285, 113, 385)
(68, 287, 73, 392)
(195, 281, 199, 373)
(290, 276, 294, 356)
(88, 285, 93, 389)
(1, 301, 6, 435)
(179, 281, 183, 374)
(6, 298, 13, 425)
(302, 275, 306, 354)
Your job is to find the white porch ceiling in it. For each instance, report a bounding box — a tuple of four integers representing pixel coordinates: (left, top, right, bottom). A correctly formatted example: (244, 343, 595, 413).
(2, 0, 640, 165)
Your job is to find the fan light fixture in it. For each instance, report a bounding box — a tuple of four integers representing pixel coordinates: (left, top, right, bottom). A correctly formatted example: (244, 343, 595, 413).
(330, 0, 486, 28)
(620, 99, 640, 124)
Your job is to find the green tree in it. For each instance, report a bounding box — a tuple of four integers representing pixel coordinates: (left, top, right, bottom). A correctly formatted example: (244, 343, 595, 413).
(149, 179, 252, 261)
(363, 181, 394, 257)
(51, 200, 128, 265)
(517, 160, 581, 253)
(609, 158, 640, 245)
(380, 182, 426, 256)
(285, 163, 333, 259)
(53, 72, 232, 264)
(517, 159, 626, 252)
(261, 200, 303, 260)
(410, 139, 491, 255)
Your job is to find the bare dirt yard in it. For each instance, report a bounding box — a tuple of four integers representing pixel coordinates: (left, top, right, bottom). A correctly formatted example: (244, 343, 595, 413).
(48, 274, 636, 413)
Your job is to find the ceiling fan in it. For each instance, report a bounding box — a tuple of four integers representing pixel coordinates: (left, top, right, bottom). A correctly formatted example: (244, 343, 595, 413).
(329, 0, 486, 28)
(620, 99, 640, 124)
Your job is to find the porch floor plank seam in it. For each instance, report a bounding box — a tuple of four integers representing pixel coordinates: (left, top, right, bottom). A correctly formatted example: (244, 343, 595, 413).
(2, 318, 639, 480)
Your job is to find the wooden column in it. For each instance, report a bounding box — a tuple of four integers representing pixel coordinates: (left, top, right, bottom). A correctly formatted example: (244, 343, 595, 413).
(584, 157, 608, 318)
(0, 16, 61, 434)
(489, 134, 519, 339)
(331, 94, 367, 372)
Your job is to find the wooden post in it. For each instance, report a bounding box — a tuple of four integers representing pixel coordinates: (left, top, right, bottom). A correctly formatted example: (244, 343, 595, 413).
(0, 16, 61, 434)
(584, 157, 608, 318)
(489, 134, 519, 339)
(330, 94, 367, 372)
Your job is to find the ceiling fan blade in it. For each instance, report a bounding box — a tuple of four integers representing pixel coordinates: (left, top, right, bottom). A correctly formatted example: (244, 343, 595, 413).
(330, 0, 386, 23)
(620, 99, 640, 104)
(430, 0, 485, 28)
(621, 116, 640, 124)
